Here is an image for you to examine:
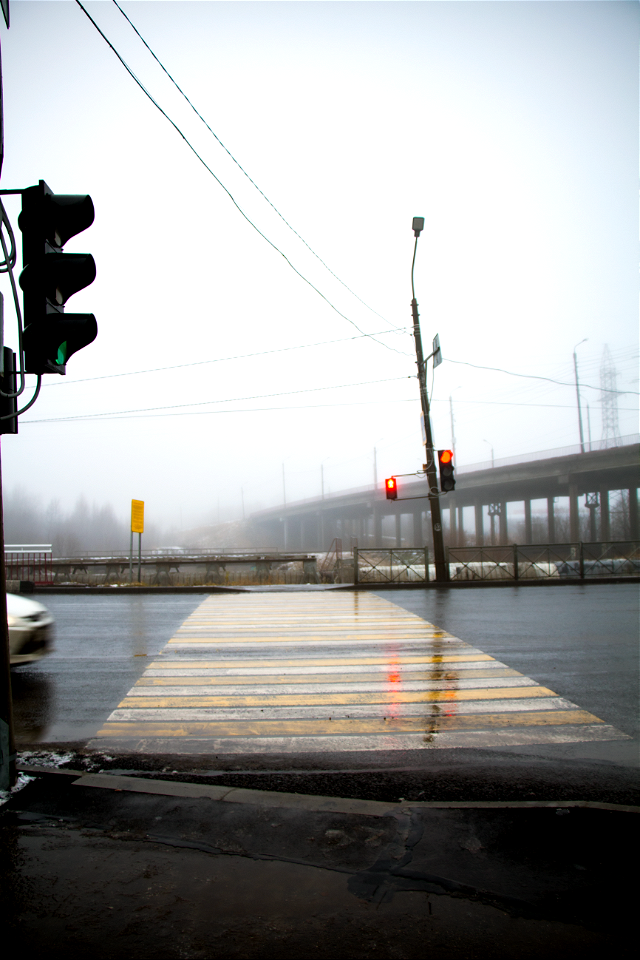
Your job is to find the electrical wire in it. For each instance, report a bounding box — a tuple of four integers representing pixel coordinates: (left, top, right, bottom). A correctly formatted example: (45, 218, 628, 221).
(0, 376, 42, 420)
(25, 373, 413, 424)
(444, 357, 638, 396)
(25, 392, 631, 428)
(0, 199, 26, 398)
(74, 1, 410, 357)
(41, 327, 411, 388)
(111, 0, 404, 334)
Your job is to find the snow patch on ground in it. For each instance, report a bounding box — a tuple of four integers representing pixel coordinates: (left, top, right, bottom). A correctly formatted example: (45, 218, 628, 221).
(0, 772, 35, 806)
(19, 750, 77, 768)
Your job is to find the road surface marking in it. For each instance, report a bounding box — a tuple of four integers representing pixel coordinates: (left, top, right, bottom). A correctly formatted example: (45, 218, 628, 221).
(93, 592, 630, 752)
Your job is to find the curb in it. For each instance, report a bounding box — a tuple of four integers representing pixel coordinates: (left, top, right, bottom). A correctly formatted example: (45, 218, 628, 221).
(16, 766, 640, 817)
(28, 577, 640, 594)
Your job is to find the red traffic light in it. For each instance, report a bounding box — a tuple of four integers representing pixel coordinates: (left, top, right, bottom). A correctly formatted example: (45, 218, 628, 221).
(385, 477, 398, 500)
(437, 450, 455, 492)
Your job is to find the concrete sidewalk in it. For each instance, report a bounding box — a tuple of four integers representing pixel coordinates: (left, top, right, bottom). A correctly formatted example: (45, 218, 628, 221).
(2, 767, 636, 959)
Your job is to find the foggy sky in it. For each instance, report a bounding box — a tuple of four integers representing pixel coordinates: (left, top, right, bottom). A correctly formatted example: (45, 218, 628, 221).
(0, 1, 637, 534)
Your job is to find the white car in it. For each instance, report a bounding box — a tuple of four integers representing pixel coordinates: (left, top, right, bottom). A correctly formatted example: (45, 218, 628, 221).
(7, 593, 53, 665)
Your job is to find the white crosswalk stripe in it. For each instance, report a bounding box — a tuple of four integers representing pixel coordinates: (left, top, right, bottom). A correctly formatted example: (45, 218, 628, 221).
(92, 592, 629, 754)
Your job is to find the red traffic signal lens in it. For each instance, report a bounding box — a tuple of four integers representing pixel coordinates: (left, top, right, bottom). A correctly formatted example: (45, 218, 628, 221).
(439, 450, 453, 464)
(385, 477, 398, 500)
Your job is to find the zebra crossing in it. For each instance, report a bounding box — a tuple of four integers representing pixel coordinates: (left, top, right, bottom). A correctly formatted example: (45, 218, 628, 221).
(93, 592, 628, 754)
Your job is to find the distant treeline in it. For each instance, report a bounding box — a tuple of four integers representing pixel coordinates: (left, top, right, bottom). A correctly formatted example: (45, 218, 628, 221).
(2, 490, 172, 556)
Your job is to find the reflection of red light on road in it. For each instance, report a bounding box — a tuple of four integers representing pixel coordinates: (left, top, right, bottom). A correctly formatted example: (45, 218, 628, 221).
(385, 656, 402, 719)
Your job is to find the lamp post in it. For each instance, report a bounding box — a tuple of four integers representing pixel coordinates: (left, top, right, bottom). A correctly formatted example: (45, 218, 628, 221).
(483, 439, 494, 468)
(320, 458, 331, 550)
(282, 462, 287, 550)
(410, 217, 447, 582)
(573, 339, 588, 454)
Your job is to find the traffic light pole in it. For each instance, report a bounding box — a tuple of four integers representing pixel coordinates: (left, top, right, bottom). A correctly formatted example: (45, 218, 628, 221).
(0, 438, 16, 791)
(411, 233, 448, 583)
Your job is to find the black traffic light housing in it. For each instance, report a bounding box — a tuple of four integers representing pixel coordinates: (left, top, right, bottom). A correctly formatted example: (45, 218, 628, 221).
(438, 449, 455, 492)
(385, 477, 398, 500)
(0, 347, 18, 435)
(18, 181, 97, 375)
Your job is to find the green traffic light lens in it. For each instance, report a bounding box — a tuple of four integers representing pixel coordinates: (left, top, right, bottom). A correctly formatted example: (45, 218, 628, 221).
(56, 341, 68, 365)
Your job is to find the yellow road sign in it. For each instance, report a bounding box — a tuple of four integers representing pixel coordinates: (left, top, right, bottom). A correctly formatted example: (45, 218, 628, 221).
(131, 499, 144, 534)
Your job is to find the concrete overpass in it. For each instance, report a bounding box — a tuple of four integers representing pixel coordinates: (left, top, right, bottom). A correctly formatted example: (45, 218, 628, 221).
(251, 437, 640, 550)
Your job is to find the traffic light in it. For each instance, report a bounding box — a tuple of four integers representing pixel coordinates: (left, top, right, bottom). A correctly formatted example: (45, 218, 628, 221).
(0, 348, 18, 435)
(18, 180, 97, 374)
(438, 449, 455, 492)
(385, 477, 398, 500)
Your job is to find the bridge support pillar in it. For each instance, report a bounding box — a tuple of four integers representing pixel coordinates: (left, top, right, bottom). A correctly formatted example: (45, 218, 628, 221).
(449, 501, 457, 546)
(569, 484, 580, 542)
(474, 503, 484, 546)
(412, 510, 422, 546)
(374, 508, 382, 547)
(600, 489, 610, 541)
(547, 497, 555, 543)
(499, 503, 508, 545)
(524, 499, 532, 544)
(458, 506, 464, 545)
(395, 513, 402, 547)
(629, 488, 638, 540)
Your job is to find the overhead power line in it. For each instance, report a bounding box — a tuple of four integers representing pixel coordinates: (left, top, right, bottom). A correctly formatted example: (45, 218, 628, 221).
(26, 374, 413, 424)
(444, 358, 639, 396)
(74, 1, 410, 358)
(42, 328, 409, 388)
(111, 0, 403, 333)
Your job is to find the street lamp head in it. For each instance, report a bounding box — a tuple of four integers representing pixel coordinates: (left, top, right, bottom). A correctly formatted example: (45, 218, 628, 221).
(412, 216, 424, 238)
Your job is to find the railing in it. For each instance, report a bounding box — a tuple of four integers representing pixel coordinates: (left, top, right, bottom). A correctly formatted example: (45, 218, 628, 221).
(354, 548, 430, 584)
(4, 548, 53, 585)
(447, 542, 640, 581)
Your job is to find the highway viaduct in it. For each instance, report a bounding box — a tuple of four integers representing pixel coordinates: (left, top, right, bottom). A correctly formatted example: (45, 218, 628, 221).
(250, 438, 640, 551)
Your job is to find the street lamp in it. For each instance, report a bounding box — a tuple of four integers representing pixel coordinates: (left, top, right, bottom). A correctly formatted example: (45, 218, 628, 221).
(483, 439, 494, 468)
(410, 217, 448, 582)
(573, 339, 588, 454)
(319, 458, 331, 551)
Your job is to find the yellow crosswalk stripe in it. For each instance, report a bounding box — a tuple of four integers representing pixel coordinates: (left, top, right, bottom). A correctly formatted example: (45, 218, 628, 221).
(93, 591, 629, 753)
(97, 710, 604, 738)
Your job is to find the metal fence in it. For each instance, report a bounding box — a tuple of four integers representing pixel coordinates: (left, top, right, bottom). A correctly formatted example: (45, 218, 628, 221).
(354, 548, 430, 584)
(447, 542, 640, 582)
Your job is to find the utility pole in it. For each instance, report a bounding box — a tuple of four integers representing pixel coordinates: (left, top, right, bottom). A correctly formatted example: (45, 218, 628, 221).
(0, 438, 15, 791)
(449, 396, 457, 463)
(573, 339, 587, 454)
(0, 12, 16, 792)
(373, 447, 378, 488)
(410, 217, 447, 582)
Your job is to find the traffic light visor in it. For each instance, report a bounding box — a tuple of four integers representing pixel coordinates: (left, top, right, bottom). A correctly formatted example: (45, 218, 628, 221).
(18, 187, 95, 248)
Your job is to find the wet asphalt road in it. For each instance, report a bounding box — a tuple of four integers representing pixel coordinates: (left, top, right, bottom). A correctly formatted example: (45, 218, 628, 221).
(10, 584, 639, 804)
(12, 594, 208, 744)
